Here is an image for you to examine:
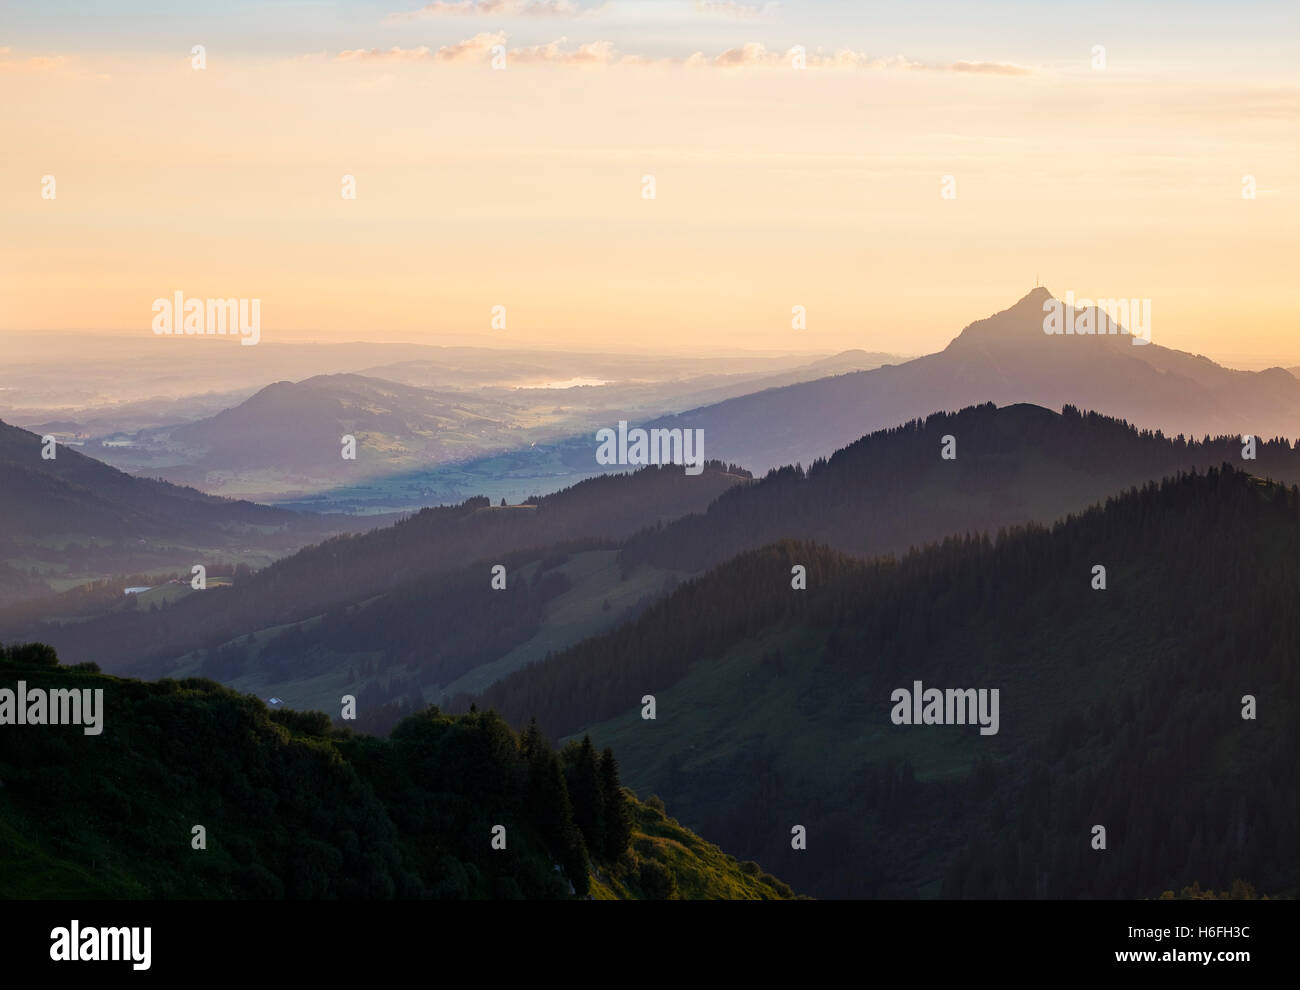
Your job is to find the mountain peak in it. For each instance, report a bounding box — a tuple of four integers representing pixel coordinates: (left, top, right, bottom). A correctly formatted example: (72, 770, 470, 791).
(1018, 285, 1054, 305)
(944, 287, 1056, 350)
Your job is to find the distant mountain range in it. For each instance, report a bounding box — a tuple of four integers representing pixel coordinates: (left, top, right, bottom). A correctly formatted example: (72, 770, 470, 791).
(1, 334, 859, 434)
(14, 290, 1298, 516)
(157, 373, 519, 478)
(643, 288, 1300, 473)
(364, 348, 895, 400)
(79, 351, 896, 509)
(125, 285, 1292, 512)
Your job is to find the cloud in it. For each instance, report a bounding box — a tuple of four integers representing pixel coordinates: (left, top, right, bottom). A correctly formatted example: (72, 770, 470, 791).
(708, 43, 923, 70)
(333, 36, 1032, 73)
(709, 41, 776, 67)
(385, 0, 775, 24)
(337, 45, 433, 61)
(386, 0, 581, 20)
(706, 44, 1028, 72)
(0, 50, 70, 73)
(945, 59, 1032, 76)
(336, 34, 506, 62)
(335, 35, 614, 67)
(693, 0, 775, 18)
(435, 31, 509, 61)
(509, 37, 618, 65)
(0, 48, 110, 80)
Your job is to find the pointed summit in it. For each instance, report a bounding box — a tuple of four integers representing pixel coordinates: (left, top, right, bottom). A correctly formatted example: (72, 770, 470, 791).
(945, 287, 1056, 349)
(1005, 285, 1054, 312)
(628, 282, 1300, 476)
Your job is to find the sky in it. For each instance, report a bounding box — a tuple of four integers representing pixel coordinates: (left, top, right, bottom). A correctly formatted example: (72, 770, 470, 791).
(2, 1, 1297, 364)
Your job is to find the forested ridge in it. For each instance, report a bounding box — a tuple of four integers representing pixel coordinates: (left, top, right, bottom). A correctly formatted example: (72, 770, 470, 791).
(1, 462, 747, 672)
(12, 402, 1296, 712)
(475, 466, 1300, 898)
(0, 643, 792, 900)
(621, 402, 1300, 573)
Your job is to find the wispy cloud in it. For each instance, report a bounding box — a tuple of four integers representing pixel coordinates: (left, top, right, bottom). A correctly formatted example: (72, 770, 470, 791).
(945, 59, 1033, 76)
(705, 43, 1024, 72)
(693, 0, 776, 19)
(510, 37, 619, 65)
(0, 50, 70, 73)
(338, 33, 506, 62)
(0, 47, 110, 79)
(708, 41, 785, 67)
(334, 35, 1032, 73)
(709, 42, 918, 69)
(337, 45, 432, 61)
(385, 0, 583, 20)
(335, 35, 612, 66)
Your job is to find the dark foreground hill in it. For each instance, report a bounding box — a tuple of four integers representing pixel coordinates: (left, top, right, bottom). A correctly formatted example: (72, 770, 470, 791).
(477, 466, 1300, 899)
(0, 643, 793, 900)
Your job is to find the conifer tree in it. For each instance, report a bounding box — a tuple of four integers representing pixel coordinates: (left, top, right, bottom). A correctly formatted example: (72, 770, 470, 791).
(599, 747, 632, 860)
(527, 744, 589, 897)
(568, 735, 605, 857)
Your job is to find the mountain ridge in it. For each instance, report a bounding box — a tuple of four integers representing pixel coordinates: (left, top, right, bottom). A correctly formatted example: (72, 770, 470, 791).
(641, 288, 1300, 473)
(474, 465, 1300, 899)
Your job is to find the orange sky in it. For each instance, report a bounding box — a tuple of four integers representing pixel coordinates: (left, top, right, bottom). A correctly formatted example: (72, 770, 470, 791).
(2, 44, 1296, 364)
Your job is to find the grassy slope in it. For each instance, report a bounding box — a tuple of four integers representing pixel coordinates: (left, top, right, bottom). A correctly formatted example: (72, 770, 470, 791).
(530, 469, 1299, 898)
(589, 797, 794, 900)
(438, 551, 681, 700)
(162, 550, 680, 715)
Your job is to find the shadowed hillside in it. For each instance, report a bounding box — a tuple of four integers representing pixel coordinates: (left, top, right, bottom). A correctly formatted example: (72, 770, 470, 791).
(476, 466, 1300, 899)
(621, 401, 1300, 573)
(0, 419, 365, 605)
(0, 462, 749, 675)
